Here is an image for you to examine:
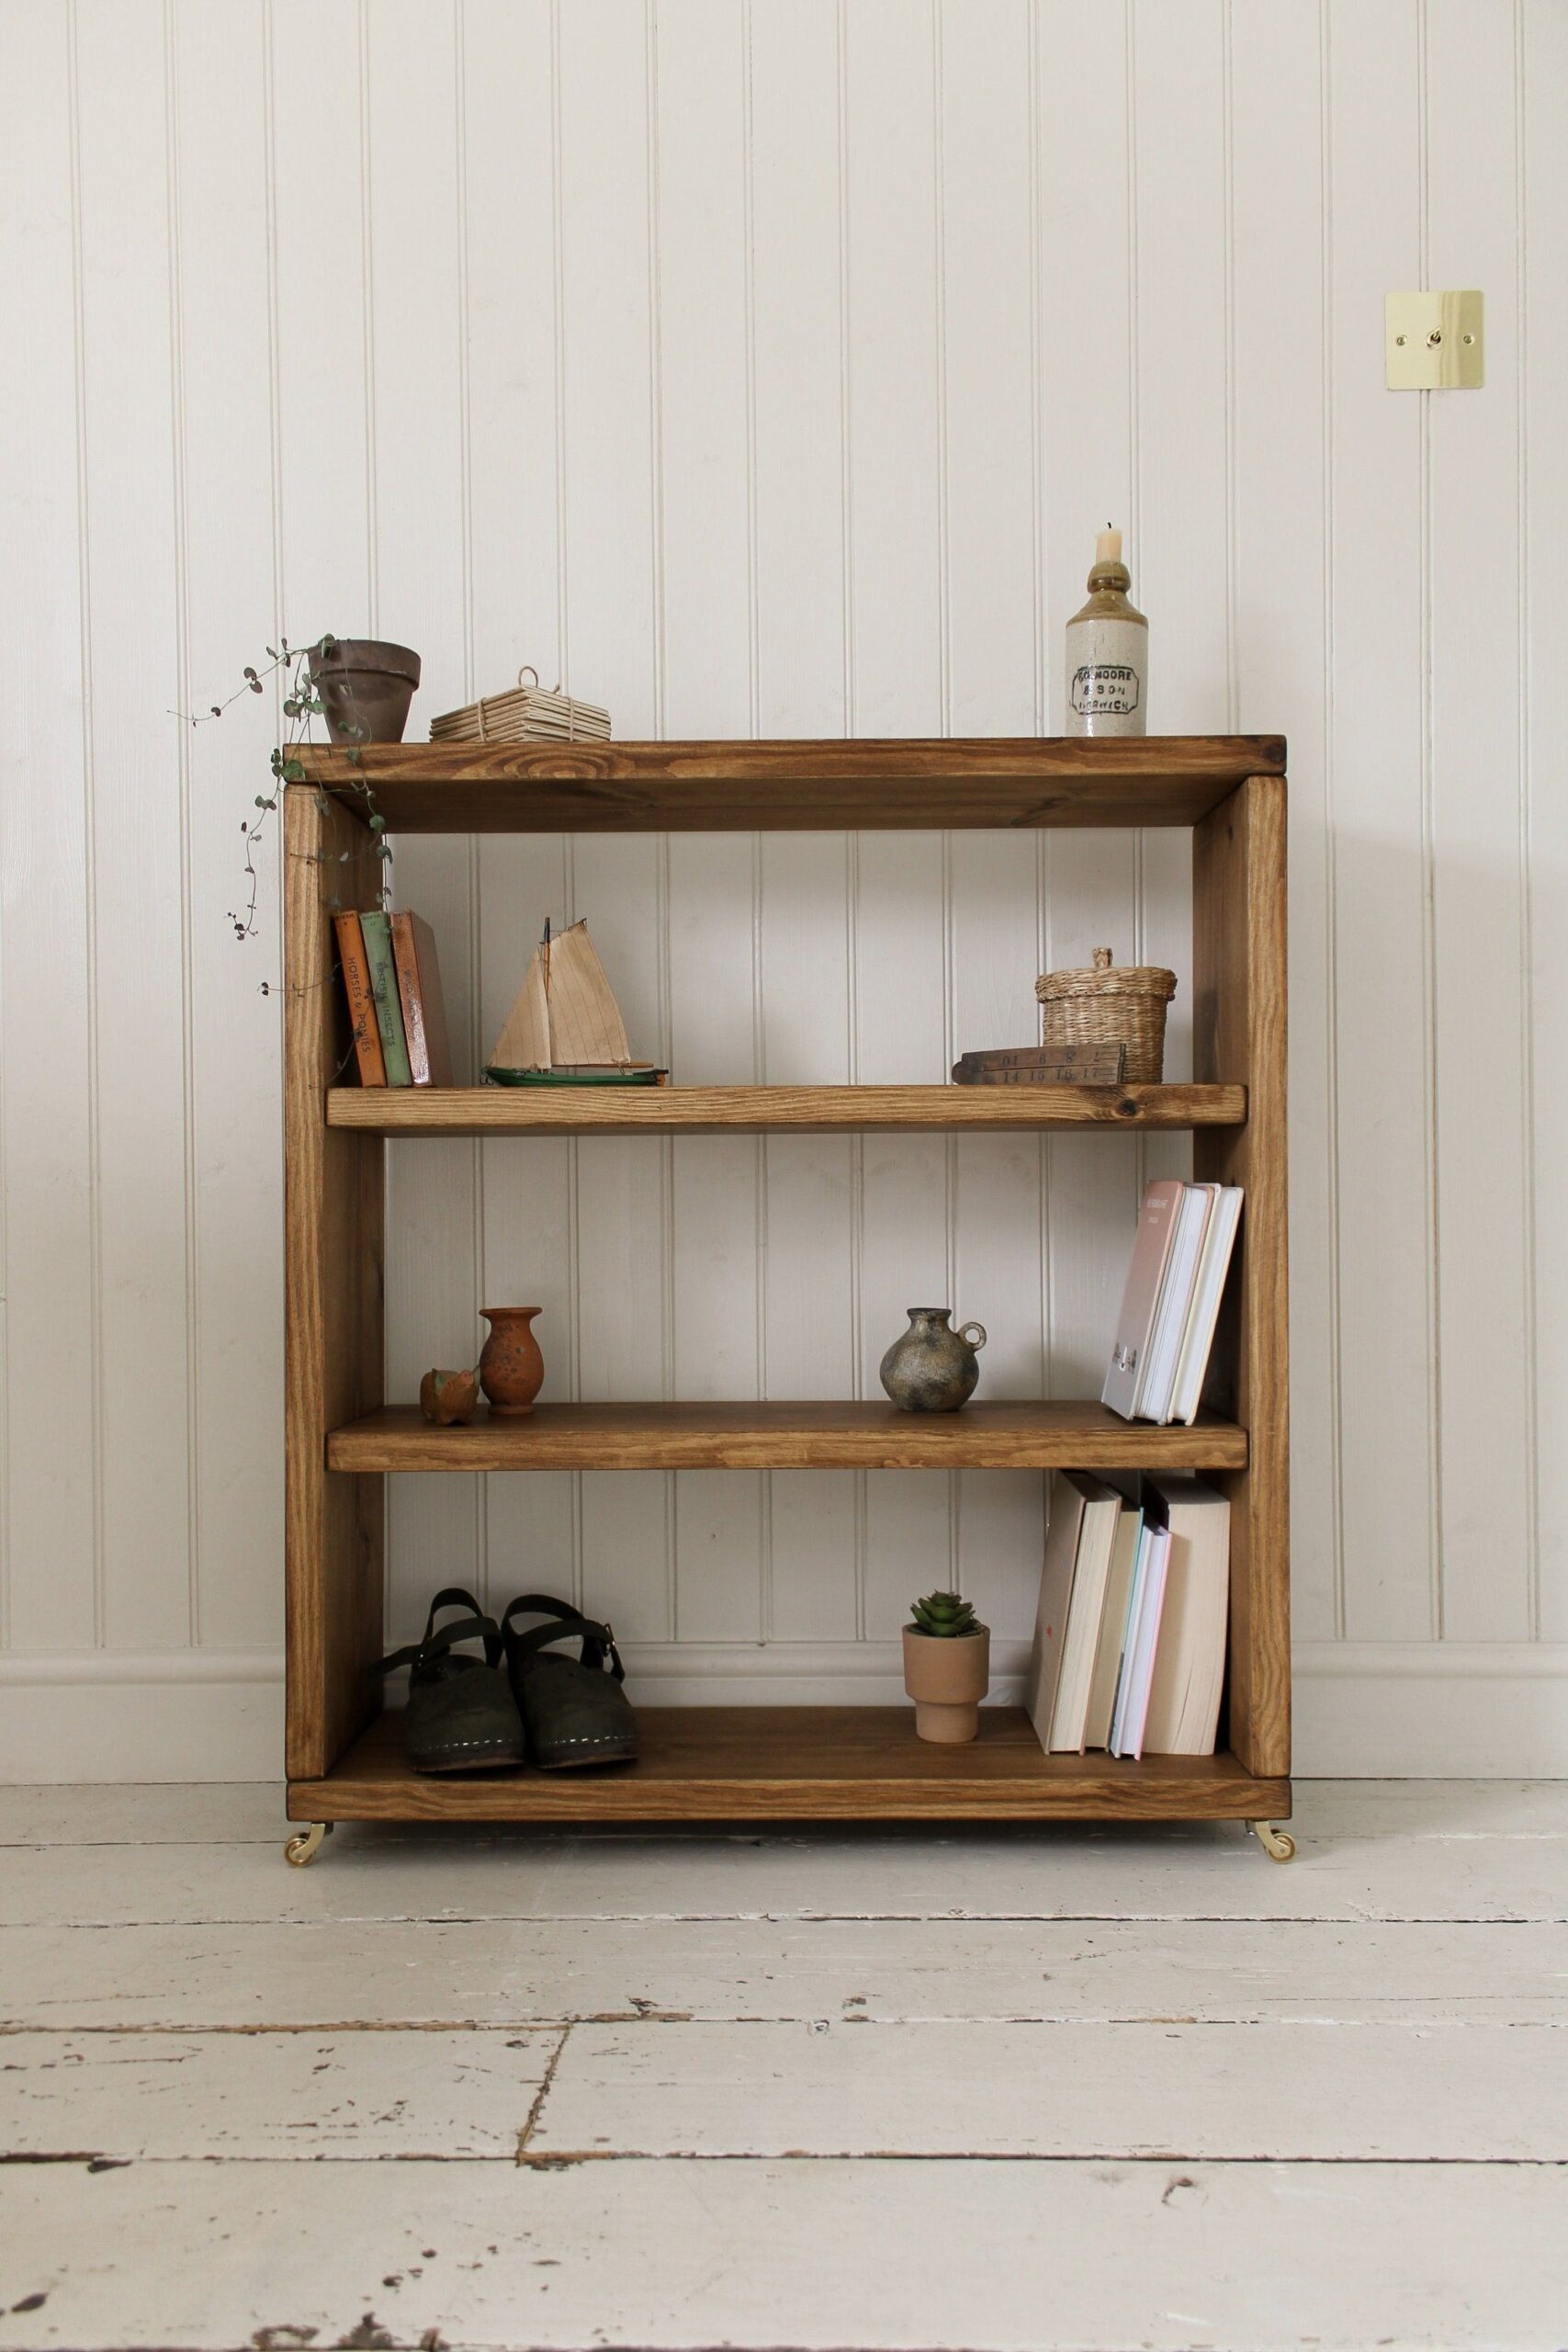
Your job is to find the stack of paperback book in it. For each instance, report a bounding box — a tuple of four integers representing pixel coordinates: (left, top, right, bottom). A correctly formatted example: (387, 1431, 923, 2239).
(1102, 1179, 1243, 1425)
(1025, 1470, 1231, 1758)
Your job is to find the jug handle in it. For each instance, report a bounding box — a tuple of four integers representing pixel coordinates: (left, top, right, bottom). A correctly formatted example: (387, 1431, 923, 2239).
(959, 1321, 987, 1351)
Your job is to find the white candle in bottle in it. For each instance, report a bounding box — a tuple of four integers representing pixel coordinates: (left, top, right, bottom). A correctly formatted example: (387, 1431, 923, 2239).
(1064, 527, 1147, 737)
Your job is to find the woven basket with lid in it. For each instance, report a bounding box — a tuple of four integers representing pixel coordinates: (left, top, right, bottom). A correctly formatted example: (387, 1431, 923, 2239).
(1035, 946, 1176, 1083)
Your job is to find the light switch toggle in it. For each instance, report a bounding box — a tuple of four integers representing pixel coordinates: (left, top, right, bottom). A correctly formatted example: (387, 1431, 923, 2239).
(1386, 290, 1483, 389)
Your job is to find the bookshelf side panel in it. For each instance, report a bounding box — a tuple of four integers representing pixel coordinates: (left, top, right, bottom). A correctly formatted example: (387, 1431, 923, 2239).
(1193, 774, 1290, 1781)
(283, 786, 386, 1781)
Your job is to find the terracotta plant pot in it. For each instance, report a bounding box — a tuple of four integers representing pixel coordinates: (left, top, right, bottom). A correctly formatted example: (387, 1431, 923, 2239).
(478, 1307, 545, 1419)
(308, 637, 422, 746)
(902, 1624, 990, 1744)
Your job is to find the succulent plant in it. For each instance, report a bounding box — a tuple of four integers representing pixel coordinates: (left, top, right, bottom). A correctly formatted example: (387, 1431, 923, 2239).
(908, 1590, 982, 1639)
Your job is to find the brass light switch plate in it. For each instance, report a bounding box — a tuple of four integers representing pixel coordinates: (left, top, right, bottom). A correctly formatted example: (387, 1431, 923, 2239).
(1386, 290, 1483, 389)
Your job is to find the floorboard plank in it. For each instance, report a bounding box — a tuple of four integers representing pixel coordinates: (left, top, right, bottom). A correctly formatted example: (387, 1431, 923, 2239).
(534, 2017, 1568, 2162)
(4, 1916, 1564, 2028)
(0, 2029, 551, 2161)
(6, 1806, 1566, 1926)
(1, 2154, 1562, 2352)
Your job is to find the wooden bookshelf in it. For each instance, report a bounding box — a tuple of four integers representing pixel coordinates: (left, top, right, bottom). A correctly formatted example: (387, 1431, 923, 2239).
(326, 1401, 1248, 1476)
(297, 734, 1284, 832)
(325, 1081, 1247, 1136)
(290, 1709, 1288, 1826)
(282, 738, 1289, 1846)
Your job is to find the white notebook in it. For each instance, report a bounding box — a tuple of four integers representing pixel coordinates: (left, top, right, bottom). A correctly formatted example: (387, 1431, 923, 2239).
(1169, 1188, 1244, 1427)
(1135, 1184, 1213, 1421)
(1084, 1501, 1141, 1752)
(1110, 1518, 1171, 1760)
(1024, 1472, 1091, 1752)
(1141, 1476, 1231, 1755)
(1047, 1474, 1123, 1753)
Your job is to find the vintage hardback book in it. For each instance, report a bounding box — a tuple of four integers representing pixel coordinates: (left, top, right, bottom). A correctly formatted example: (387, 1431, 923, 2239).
(359, 910, 412, 1087)
(951, 1042, 1126, 1086)
(390, 910, 454, 1088)
(334, 911, 388, 1087)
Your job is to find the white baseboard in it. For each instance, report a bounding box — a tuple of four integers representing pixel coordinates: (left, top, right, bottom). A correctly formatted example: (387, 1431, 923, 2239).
(2, 1639, 1564, 1782)
(1292, 1642, 1568, 1777)
(0, 1651, 286, 1782)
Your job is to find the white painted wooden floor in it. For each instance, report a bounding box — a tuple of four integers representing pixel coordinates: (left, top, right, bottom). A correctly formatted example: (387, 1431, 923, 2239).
(1, 1783, 1564, 2352)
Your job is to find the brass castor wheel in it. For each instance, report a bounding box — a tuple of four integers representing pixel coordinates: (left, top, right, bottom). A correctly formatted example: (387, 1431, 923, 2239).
(1247, 1818, 1297, 1862)
(284, 1821, 333, 1868)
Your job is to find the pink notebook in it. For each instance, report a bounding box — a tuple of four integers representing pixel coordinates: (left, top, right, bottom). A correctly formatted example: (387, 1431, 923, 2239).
(1101, 1181, 1187, 1419)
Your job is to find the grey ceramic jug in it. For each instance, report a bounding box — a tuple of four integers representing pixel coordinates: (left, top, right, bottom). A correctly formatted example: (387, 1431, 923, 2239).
(879, 1307, 987, 1412)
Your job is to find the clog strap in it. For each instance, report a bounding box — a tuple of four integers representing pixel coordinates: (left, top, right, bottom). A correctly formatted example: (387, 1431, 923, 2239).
(500, 1594, 626, 1681)
(378, 1587, 502, 1677)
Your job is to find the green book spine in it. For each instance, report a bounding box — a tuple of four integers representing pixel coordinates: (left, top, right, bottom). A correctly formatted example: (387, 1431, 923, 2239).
(359, 910, 412, 1086)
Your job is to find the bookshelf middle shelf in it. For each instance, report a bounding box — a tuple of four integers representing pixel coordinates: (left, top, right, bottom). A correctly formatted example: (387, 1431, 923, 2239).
(325, 1082, 1246, 1136)
(326, 1402, 1247, 1475)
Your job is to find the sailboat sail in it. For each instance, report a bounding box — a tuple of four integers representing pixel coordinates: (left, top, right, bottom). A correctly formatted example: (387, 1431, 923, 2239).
(488, 919, 632, 1072)
(544, 921, 632, 1067)
(491, 943, 551, 1070)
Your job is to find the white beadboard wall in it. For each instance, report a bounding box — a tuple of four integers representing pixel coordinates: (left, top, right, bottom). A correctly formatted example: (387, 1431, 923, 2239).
(1, 0, 1563, 1781)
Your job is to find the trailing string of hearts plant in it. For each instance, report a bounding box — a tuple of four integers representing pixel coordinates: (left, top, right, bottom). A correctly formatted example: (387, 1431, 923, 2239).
(174, 632, 392, 983)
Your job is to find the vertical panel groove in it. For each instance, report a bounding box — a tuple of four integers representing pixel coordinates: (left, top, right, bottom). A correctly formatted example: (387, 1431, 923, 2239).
(163, 0, 201, 1646)
(65, 0, 107, 1649)
(356, 0, 378, 632)
(453, 0, 486, 1606)
(1221, 0, 1238, 734)
(1416, 0, 1443, 1637)
(1513, 0, 1540, 1639)
(1318, 0, 1348, 1639)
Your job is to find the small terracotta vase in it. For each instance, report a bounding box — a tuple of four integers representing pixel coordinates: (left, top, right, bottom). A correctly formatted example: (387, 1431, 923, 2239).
(879, 1308, 987, 1412)
(478, 1307, 545, 1418)
(902, 1625, 991, 1744)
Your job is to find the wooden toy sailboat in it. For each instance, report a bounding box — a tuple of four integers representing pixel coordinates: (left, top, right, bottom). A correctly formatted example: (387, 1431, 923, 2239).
(485, 920, 666, 1087)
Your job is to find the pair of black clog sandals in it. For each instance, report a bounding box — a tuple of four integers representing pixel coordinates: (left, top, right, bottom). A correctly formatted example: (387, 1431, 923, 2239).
(379, 1589, 637, 1775)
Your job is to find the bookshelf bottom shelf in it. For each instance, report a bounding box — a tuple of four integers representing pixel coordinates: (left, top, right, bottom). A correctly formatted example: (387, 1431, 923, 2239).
(288, 1708, 1289, 1826)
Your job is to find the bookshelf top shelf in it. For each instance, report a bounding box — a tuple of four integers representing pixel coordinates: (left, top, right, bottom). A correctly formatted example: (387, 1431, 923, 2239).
(298, 735, 1285, 834)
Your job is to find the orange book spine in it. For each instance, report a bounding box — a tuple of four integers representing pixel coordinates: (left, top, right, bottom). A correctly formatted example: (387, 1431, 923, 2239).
(333, 912, 388, 1086)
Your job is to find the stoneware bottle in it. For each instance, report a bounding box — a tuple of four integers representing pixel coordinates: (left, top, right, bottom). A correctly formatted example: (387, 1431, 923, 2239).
(879, 1308, 987, 1412)
(478, 1307, 545, 1418)
(1064, 527, 1147, 737)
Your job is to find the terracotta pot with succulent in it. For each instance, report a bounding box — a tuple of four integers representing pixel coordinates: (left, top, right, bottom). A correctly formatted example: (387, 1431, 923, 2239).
(902, 1590, 991, 1744)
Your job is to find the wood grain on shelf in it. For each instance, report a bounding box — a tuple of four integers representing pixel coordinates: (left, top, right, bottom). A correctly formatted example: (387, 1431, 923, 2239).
(325, 1081, 1247, 1136)
(288, 1707, 1289, 1824)
(326, 1400, 1247, 1475)
(283, 791, 386, 1782)
(298, 736, 1285, 834)
(1194, 772, 1291, 1781)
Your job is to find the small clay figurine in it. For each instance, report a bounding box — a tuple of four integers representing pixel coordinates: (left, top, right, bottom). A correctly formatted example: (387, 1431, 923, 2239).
(419, 1367, 479, 1426)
